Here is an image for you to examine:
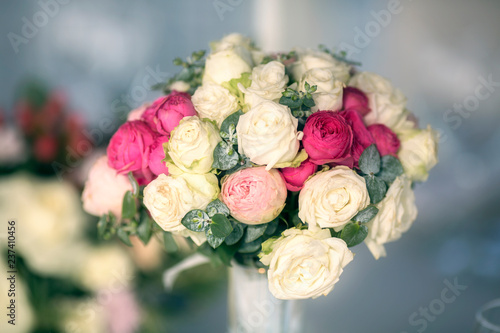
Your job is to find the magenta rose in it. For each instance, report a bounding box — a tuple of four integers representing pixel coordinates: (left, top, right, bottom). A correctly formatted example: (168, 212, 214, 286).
(368, 124, 400, 157)
(221, 167, 287, 225)
(280, 159, 318, 192)
(107, 120, 157, 179)
(342, 87, 370, 116)
(339, 108, 375, 166)
(148, 135, 170, 176)
(302, 111, 353, 165)
(141, 91, 196, 135)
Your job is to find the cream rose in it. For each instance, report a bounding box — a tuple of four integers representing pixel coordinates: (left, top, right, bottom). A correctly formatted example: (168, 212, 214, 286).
(299, 68, 344, 112)
(236, 101, 301, 169)
(143, 173, 219, 245)
(299, 166, 370, 231)
(169, 80, 191, 92)
(203, 46, 253, 85)
(397, 125, 439, 182)
(290, 50, 351, 83)
(260, 228, 353, 300)
(165, 116, 221, 174)
(82, 156, 133, 219)
(349, 72, 409, 131)
(242, 61, 288, 108)
(365, 176, 417, 259)
(212, 33, 254, 52)
(192, 83, 239, 126)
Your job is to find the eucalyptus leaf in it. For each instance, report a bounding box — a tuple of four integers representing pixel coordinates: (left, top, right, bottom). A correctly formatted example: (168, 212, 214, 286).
(264, 218, 279, 236)
(127, 172, 139, 197)
(205, 228, 225, 249)
(181, 209, 210, 232)
(352, 206, 379, 224)
(237, 237, 262, 254)
(210, 214, 233, 238)
(340, 222, 368, 247)
(212, 141, 239, 170)
(117, 228, 132, 247)
(225, 220, 245, 246)
(364, 174, 387, 204)
(121, 191, 137, 220)
(137, 214, 153, 245)
(215, 243, 238, 266)
(377, 155, 404, 184)
(220, 110, 244, 142)
(244, 224, 267, 243)
(97, 214, 107, 239)
(224, 155, 252, 175)
(206, 199, 230, 217)
(359, 144, 381, 175)
(163, 231, 178, 253)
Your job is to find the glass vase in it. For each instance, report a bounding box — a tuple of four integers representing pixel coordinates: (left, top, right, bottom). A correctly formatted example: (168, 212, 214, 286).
(227, 263, 303, 333)
(475, 298, 500, 332)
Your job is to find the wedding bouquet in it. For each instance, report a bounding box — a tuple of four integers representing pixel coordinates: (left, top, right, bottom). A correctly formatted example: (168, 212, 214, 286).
(82, 33, 438, 300)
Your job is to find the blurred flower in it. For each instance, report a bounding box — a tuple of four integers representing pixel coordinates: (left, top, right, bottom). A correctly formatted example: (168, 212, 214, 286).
(0, 125, 26, 164)
(59, 298, 107, 333)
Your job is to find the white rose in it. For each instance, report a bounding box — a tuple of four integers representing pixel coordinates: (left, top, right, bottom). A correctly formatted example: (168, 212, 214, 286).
(349, 72, 408, 131)
(237, 101, 301, 169)
(260, 228, 353, 300)
(242, 61, 288, 108)
(79, 245, 134, 291)
(59, 299, 107, 333)
(299, 68, 344, 112)
(299, 166, 370, 231)
(143, 173, 220, 245)
(365, 176, 417, 259)
(212, 33, 254, 52)
(203, 46, 253, 85)
(398, 125, 439, 182)
(165, 116, 221, 174)
(82, 156, 133, 219)
(192, 83, 239, 126)
(169, 80, 191, 92)
(290, 50, 351, 83)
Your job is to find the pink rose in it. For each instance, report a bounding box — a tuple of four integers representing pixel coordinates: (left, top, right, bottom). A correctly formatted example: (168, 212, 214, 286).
(148, 135, 170, 176)
(107, 120, 157, 182)
(221, 167, 287, 225)
(280, 159, 318, 192)
(127, 103, 150, 121)
(82, 156, 133, 219)
(141, 92, 196, 135)
(339, 108, 375, 166)
(302, 111, 353, 165)
(342, 87, 370, 116)
(367, 124, 400, 157)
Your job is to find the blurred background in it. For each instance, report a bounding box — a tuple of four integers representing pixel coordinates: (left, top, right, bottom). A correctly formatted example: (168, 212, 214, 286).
(1, 0, 500, 332)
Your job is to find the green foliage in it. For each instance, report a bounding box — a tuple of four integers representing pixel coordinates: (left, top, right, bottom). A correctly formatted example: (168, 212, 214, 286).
(121, 191, 137, 220)
(244, 224, 268, 243)
(377, 155, 404, 184)
(221, 73, 252, 111)
(162, 231, 179, 253)
(279, 81, 317, 117)
(260, 50, 297, 64)
(352, 206, 379, 224)
(359, 144, 381, 175)
(364, 174, 387, 204)
(181, 209, 211, 232)
(318, 44, 362, 66)
(210, 214, 233, 238)
(212, 110, 244, 171)
(340, 222, 369, 247)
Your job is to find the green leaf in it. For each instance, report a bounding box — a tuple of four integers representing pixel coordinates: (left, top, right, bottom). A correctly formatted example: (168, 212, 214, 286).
(279, 96, 302, 109)
(359, 144, 381, 175)
(121, 191, 137, 220)
(163, 231, 178, 253)
(220, 110, 244, 141)
(205, 228, 225, 249)
(137, 214, 153, 245)
(117, 228, 132, 246)
(245, 224, 268, 243)
(221, 74, 251, 110)
(225, 220, 245, 245)
(181, 209, 210, 232)
(377, 155, 404, 184)
(302, 96, 316, 108)
(210, 214, 233, 238)
(97, 214, 107, 239)
(340, 222, 368, 247)
(127, 172, 139, 197)
(352, 206, 379, 224)
(212, 141, 239, 170)
(215, 243, 238, 266)
(260, 236, 279, 256)
(206, 199, 230, 218)
(364, 175, 387, 204)
(264, 218, 279, 236)
(237, 237, 262, 254)
(224, 154, 252, 175)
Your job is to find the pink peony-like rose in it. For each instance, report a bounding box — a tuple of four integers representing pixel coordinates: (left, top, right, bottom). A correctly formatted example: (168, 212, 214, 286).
(107, 120, 157, 182)
(339, 108, 375, 166)
(302, 111, 353, 165)
(221, 167, 287, 225)
(82, 155, 133, 219)
(141, 92, 196, 135)
(368, 124, 400, 156)
(280, 159, 318, 192)
(148, 135, 170, 176)
(342, 87, 370, 116)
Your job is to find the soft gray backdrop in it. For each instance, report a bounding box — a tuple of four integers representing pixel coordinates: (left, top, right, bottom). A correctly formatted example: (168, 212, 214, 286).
(1, 0, 500, 332)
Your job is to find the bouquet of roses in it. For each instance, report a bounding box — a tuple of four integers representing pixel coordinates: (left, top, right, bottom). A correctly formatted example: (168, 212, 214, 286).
(82, 33, 438, 300)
